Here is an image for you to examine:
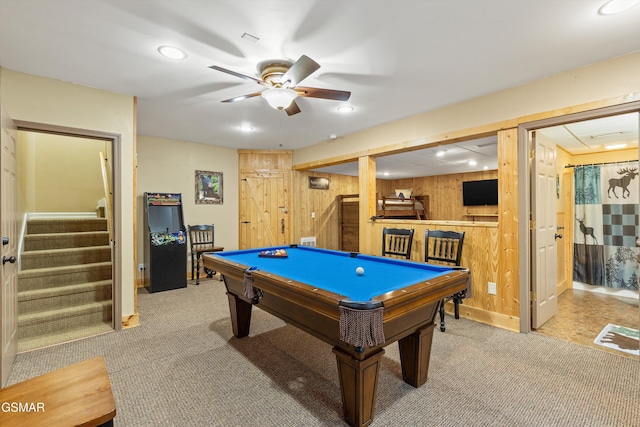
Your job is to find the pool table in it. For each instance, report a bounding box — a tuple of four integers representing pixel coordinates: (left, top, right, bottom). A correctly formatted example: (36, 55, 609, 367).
(203, 245, 469, 427)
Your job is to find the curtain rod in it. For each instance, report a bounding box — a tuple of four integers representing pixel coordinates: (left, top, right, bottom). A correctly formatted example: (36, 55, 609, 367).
(564, 159, 638, 168)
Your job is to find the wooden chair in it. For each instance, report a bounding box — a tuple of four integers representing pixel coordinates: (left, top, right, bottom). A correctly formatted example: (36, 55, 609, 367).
(425, 229, 465, 332)
(382, 227, 414, 259)
(188, 225, 224, 285)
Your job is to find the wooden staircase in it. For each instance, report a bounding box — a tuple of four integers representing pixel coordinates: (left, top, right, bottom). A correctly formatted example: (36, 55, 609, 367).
(18, 217, 113, 352)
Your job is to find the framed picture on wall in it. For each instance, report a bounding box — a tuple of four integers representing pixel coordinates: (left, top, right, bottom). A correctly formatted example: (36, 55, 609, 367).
(309, 176, 329, 190)
(195, 170, 223, 204)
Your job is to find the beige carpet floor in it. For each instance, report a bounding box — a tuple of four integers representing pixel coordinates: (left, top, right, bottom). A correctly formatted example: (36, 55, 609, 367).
(6, 277, 640, 426)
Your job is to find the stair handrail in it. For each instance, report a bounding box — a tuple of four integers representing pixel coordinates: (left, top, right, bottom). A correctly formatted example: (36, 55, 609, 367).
(99, 152, 113, 242)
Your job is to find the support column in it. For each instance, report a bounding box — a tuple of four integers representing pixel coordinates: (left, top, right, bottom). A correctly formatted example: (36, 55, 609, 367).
(358, 156, 376, 254)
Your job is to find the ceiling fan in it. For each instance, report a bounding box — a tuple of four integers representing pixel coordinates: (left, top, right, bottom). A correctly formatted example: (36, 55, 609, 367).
(209, 55, 351, 116)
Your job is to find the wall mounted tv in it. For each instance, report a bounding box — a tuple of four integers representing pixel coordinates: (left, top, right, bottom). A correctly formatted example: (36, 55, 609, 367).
(462, 179, 499, 206)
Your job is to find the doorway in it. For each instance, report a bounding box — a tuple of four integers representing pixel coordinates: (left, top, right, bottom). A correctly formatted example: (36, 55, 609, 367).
(14, 121, 121, 352)
(519, 104, 640, 345)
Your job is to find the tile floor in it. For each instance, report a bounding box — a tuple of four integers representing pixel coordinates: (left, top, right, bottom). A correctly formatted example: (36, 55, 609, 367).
(534, 288, 639, 359)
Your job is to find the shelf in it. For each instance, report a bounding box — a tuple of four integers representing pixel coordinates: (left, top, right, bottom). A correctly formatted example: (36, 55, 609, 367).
(463, 213, 498, 221)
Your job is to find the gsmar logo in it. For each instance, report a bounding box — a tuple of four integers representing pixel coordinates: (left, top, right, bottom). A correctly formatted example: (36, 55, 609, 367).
(1, 401, 45, 412)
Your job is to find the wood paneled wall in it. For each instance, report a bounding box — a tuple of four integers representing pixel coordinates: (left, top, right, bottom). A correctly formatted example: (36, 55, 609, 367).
(376, 170, 499, 221)
(291, 170, 359, 249)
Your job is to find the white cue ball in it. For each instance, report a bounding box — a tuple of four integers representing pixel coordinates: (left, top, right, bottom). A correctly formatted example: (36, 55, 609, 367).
(356, 267, 364, 275)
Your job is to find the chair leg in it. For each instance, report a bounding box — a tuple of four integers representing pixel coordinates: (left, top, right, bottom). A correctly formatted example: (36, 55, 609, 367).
(195, 254, 201, 285)
(191, 254, 195, 280)
(439, 299, 446, 332)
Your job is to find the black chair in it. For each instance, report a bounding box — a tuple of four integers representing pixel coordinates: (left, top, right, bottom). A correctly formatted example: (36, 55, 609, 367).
(425, 230, 465, 332)
(382, 228, 414, 259)
(188, 225, 224, 285)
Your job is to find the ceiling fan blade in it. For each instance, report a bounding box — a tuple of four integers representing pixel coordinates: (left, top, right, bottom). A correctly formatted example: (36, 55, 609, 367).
(280, 55, 320, 88)
(221, 92, 263, 103)
(295, 86, 351, 101)
(209, 65, 269, 86)
(285, 100, 301, 116)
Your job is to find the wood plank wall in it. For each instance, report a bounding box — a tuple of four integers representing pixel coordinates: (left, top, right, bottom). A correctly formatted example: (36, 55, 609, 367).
(291, 170, 359, 248)
(376, 170, 499, 221)
(364, 220, 517, 330)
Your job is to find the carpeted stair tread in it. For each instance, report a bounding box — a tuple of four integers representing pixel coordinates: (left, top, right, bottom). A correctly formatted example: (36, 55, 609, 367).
(18, 323, 113, 353)
(18, 262, 112, 291)
(21, 245, 111, 270)
(23, 231, 109, 251)
(26, 218, 108, 234)
(18, 280, 112, 314)
(19, 300, 112, 326)
(19, 280, 112, 302)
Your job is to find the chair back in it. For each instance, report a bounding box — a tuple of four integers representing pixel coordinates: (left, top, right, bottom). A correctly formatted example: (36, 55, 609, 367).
(189, 225, 215, 251)
(425, 230, 464, 266)
(382, 227, 414, 259)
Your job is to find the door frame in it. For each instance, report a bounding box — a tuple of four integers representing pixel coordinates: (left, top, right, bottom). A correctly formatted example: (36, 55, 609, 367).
(13, 120, 122, 331)
(518, 101, 640, 333)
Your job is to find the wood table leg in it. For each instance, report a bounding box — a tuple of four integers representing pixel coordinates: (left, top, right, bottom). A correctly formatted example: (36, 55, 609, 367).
(226, 293, 252, 338)
(333, 347, 384, 427)
(397, 322, 436, 387)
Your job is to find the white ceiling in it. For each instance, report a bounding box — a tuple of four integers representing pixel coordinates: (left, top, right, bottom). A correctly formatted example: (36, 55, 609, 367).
(1, 0, 639, 177)
(314, 112, 639, 179)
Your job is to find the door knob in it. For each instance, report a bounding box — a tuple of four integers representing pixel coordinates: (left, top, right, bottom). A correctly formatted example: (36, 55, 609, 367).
(2, 255, 16, 265)
(2, 237, 8, 245)
(554, 233, 563, 240)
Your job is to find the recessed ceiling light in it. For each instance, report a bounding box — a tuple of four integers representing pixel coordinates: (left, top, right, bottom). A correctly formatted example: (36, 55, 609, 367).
(158, 45, 187, 60)
(239, 124, 253, 132)
(468, 160, 477, 166)
(483, 166, 489, 170)
(605, 143, 628, 149)
(329, 134, 338, 140)
(436, 150, 446, 157)
(337, 106, 353, 113)
(598, 0, 639, 15)
(383, 172, 389, 176)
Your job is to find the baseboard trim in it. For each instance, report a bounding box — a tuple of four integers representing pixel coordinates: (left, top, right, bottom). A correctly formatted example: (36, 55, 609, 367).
(443, 301, 520, 332)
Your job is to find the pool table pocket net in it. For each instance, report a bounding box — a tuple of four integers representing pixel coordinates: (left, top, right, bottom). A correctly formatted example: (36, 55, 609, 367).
(339, 304, 385, 348)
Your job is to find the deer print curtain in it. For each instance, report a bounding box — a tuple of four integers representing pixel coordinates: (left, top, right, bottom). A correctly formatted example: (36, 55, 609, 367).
(573, 162, 639, 291)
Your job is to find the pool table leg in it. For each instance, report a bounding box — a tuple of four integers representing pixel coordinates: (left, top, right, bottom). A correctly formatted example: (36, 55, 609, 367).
(332, 347, 384, 427)
(397, 322, 436, 387)
(226, 293, 252, 338)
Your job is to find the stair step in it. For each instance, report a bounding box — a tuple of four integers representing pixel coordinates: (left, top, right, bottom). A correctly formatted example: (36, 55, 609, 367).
(21, 246, 111, 270)
(23, 231, 109, 251)
(18, 323, 113, 353)
(27, 218, 107, 234)
(19, 280, 112, 314)
(19, 262, 112, 291)
(18, 300, 113, 341)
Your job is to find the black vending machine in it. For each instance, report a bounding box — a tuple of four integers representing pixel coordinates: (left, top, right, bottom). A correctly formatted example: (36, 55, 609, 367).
(143, 192, 187, 292)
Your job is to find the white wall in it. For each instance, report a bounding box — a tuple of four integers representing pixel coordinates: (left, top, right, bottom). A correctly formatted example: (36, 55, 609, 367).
(136, 135, 239, 273)
(0, 68, 136, 317)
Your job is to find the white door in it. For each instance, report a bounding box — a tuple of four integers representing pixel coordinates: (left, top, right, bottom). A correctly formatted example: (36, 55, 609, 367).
(531, 130, 558, 328)
(1, 106, 18, 386)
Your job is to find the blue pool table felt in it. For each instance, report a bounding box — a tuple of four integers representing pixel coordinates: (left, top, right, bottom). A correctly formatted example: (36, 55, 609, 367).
(213, 246, 452, 302)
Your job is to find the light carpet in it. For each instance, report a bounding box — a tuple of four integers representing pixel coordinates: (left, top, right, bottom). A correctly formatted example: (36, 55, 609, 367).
(6, 279, 640, 427)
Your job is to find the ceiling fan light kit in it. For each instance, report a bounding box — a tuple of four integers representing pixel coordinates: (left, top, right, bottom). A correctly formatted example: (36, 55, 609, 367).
(261, 87, 297, 110)
(210, 55, 350, 116)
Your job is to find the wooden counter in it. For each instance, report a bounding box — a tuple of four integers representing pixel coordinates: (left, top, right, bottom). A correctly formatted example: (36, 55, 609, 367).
(0, 356, 116, 427)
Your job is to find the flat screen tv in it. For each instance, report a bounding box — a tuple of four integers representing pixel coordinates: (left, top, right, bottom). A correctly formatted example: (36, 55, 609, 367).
(462, 179, 498, 206)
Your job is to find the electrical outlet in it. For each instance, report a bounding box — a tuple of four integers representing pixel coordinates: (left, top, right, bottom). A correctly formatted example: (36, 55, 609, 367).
(488, 282, 497, 295)
(138, 263, 145, 271)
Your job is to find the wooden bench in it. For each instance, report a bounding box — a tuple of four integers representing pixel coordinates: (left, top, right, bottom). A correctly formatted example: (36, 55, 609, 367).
(0, 356, 116, 427)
